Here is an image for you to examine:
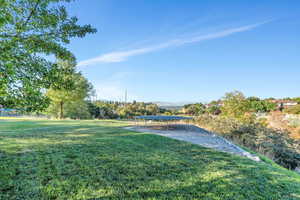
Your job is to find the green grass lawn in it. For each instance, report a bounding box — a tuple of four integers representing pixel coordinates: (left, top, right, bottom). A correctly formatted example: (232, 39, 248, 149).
(0, 119, 300, 200)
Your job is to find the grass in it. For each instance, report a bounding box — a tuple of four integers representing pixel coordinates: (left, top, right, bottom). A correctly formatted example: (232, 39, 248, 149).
(0, 119, 300, 200)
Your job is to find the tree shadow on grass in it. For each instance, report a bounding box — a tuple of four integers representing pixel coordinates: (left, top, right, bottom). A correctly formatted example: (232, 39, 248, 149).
(90, 136, 300, 199)
(1, 124, 300, 200)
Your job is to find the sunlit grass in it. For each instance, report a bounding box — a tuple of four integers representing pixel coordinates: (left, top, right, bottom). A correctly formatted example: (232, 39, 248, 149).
(0, 119, 299, 199)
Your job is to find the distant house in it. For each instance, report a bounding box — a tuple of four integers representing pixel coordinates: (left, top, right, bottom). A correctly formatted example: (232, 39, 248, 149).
(283, 102, 298, 107)
(205, 100, 223, 108)
(269, 99, 298, 109)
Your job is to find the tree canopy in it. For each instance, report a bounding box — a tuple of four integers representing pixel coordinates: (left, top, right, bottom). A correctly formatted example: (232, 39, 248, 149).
(221, 91, 249, 120)
(220, 91, 277, 122)
(0, 0, 96, 111)
(246, 96, 276, 113)
(182, 103, 206, 115)
(46, 60, 93, 119)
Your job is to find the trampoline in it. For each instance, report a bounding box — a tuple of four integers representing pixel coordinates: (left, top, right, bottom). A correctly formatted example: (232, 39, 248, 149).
(134, 115, 193, 130)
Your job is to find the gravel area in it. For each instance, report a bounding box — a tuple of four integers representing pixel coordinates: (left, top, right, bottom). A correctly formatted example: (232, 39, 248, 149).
(125, 124, 260, 161)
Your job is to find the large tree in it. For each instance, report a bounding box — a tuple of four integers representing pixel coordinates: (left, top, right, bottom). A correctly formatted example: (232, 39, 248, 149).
(0, 0, 96, 111)
(246, 96, 276, 113)
(183, 103, 206, 115)
(221, 91, 249, 120)
(46, 60, 93, 119)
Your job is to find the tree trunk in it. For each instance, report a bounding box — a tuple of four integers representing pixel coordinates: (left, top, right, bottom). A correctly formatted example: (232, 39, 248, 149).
(60, 101, 64, 119)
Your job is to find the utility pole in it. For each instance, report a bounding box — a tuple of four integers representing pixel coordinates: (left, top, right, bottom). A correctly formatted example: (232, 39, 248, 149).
(124, 89, 127, 104)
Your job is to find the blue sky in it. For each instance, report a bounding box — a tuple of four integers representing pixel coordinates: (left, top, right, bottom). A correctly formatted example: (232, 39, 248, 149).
(65, 0, 300, 103)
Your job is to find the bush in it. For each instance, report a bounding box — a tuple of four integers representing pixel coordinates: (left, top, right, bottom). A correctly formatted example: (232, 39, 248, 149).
(285, 105, 300, 115)
(64, 101, 91, 119)
(182, 103, 206, 115)
(207, 105, 221, 115)
(194, 114, 300, 170)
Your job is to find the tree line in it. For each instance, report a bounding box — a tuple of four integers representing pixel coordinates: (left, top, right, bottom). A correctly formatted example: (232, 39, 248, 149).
(189, 91, 300, 170)
(182, 91, 300, 119)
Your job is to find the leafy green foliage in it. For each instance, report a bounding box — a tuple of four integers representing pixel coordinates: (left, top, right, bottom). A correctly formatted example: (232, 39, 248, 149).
(220, 91, 276, 122)
(46, 60, 93, 119)
(206, 101, 222, 115)
(117, 102, 160, 118)
(63, 100, 91, 119)
(88, 101, 161, 119)
(0, 119, 299, 199)
(182, 103, 206, 115)
(0, 0, 96, 111)
(293, 97, 300, 104)
(221, 91, 255, 122)
(92, 101, 120, 119)
(246, 96, 276, 113)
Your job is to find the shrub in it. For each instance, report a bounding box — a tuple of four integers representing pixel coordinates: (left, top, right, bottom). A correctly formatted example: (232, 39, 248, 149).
(285, 105, 300, 115)
(182, 103, 206, 115)
(194, 114, 300, 170)
(207, 105, 221, 115)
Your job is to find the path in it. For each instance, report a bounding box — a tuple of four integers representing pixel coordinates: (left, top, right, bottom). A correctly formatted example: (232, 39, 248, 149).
(125, 125, 260, 161)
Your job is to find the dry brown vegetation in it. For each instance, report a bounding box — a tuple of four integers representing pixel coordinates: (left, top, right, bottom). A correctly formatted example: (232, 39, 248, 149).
(194, 114, 300, 170)
(267, 112, 300, 139)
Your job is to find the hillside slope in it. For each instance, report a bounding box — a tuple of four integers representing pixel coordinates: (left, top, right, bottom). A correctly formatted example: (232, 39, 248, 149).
(0, 119, 299, 199)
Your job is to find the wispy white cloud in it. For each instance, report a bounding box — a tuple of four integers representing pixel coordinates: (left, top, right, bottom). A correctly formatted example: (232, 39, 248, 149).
(93, 72, 140, 101)
(77, 20, 272, 67)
